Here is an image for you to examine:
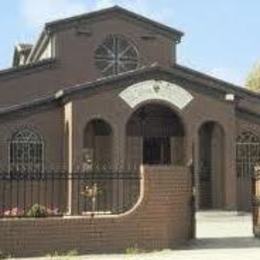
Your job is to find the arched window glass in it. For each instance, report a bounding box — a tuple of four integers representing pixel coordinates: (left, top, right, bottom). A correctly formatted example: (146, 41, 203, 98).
(95, 35, 139, 77)
(9, 129, 44, 173)
(236, 131, 260, 163)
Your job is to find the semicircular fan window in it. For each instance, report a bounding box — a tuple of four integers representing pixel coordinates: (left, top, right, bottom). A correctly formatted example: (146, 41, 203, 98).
(95, 35, 139, 77)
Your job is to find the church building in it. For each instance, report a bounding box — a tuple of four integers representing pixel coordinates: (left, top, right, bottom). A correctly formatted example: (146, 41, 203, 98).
(0, 6, 260, 211)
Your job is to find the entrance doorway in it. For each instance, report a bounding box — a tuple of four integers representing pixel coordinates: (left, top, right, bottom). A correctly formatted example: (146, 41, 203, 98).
(198, 121, 225, 209)
(143, 137, 171, 165)
(126, 103, 185, 167)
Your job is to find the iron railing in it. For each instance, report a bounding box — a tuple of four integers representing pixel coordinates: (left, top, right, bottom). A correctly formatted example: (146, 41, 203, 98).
(0, 170, 140, 218)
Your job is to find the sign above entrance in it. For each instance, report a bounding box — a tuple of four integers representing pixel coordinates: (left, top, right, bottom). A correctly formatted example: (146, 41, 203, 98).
(119, 80, 193, 110)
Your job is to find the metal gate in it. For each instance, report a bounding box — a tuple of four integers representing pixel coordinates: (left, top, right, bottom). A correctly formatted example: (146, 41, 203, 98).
(252, 167, 260, 237)
(236, 132, 260, 211)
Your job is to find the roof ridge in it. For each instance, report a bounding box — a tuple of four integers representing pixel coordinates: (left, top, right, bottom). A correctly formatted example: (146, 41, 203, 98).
(173, 64, 260, 99)
(45, 5, 184, 39)
(0, 58, 56, 79)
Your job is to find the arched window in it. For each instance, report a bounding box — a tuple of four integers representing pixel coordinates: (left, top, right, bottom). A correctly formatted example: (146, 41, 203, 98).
(9, 129, 44, 173)
(236, 131, 260, 211)
(236, 131, 260, 168)
(95, 35, 139, 77)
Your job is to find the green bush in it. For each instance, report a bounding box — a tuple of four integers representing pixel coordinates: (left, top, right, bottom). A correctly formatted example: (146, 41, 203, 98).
(125, 246, 145, 254)
(46, 249, 78, 259)
(0, 250, 11, 259)
(27, 203, 48, 218)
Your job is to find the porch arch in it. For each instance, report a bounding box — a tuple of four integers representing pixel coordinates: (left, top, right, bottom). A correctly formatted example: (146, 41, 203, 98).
(125, 102, 185, 168)
(83, 119, 113, 169)
(198, 121, 225, 209)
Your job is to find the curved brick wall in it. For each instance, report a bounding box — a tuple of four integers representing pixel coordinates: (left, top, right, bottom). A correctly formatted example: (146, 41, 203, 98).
(0, 166, 192, 257)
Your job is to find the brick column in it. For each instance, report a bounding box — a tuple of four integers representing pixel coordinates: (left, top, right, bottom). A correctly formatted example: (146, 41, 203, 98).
(223, 120, 237, 210)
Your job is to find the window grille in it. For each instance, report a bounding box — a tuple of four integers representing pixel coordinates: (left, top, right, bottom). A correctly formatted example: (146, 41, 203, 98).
(236, 131, 260, 210)
(237, 131, 260, 143)
(95, 35, 139, 77)
(9, 129, 44, 173)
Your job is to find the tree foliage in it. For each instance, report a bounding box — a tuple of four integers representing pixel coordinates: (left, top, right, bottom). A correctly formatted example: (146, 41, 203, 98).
(246, 63, 260, 92)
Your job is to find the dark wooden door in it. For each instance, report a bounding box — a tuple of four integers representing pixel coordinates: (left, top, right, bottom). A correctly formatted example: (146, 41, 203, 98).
(143, 137, 170, 165)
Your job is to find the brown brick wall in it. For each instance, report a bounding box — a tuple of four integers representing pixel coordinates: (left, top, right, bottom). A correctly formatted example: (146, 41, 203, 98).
(0, 165, 192, 257)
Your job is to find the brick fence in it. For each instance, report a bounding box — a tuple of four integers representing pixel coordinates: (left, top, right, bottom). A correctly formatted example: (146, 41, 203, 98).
(0, 165, 193, 257)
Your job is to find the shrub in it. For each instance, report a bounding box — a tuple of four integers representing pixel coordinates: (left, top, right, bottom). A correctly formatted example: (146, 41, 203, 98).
(125, 245, 145, 254)
(27, 204, 48, 218)
(46, 249, 78, 259)
(0, 250, 11, 259)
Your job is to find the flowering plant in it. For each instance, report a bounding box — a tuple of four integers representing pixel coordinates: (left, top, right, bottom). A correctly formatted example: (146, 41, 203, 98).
(0, 204, 62, 218)
(46, 206, 60, 216)
(3, 207, 25, 217)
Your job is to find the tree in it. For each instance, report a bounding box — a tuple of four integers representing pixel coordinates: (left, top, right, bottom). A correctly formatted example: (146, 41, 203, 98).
(246, 63, 260, 92)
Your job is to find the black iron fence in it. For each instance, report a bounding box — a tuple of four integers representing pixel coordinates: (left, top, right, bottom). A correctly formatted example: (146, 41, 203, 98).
(0, 170, 140, 218)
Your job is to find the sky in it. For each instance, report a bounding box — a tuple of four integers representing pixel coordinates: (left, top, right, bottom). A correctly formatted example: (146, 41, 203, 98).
(0, 0, 259, 86)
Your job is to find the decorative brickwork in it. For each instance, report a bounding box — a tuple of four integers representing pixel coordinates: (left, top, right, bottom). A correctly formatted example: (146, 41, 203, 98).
(0, 165, 192, 257)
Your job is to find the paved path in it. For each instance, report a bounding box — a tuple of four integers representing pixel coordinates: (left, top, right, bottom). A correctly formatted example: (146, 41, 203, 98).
(181, 211, 260, 260)
(22, 211, 260, 260)
(83, 211, 260, 260)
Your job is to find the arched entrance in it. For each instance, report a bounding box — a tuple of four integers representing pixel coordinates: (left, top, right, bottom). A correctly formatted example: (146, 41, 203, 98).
(83, 119, 112, 169)
(198, 121, 225, 209)
(126, 103, 185, 168)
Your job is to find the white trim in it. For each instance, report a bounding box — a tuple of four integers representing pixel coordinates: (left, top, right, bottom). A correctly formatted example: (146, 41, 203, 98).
(119, 80, 193, 110)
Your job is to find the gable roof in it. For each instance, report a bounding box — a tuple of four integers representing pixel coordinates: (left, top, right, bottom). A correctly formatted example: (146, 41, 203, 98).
(1, 64, 260, 118)
(27, 6, 184, 65)
(45, 6, 184, 40)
